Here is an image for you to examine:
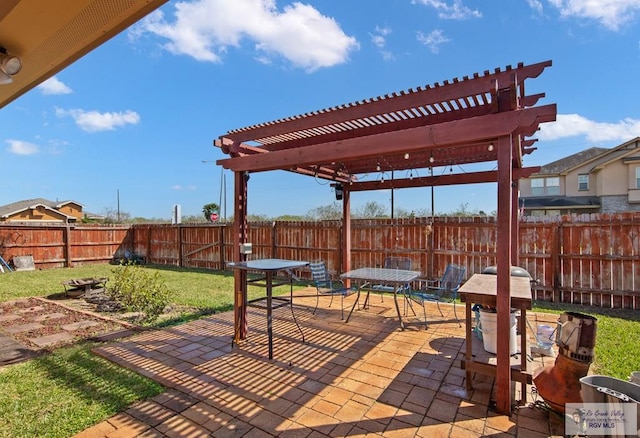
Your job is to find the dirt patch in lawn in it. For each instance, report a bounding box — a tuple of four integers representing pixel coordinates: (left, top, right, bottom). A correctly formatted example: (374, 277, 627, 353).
(0, 297, 136, 366)
(0, 292, 208, 366)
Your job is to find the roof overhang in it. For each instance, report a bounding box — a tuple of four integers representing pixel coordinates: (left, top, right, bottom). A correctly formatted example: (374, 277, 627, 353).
(0, 0, 168, 109)
(520, 196, 601, 209)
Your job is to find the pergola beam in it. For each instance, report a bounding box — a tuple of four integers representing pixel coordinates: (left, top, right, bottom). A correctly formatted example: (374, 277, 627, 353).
(347, 167, 541, 191)
(217, 104, 556, 173)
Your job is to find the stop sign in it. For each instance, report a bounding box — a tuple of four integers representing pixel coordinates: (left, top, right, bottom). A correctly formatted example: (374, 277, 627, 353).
(210, 213, 219, 222)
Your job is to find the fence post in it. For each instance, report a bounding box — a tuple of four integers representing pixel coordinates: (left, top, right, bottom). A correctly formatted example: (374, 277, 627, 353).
(271, 221, 277, 258)
(427, 219, 434, 279)
(551, 221, 561, 303)
(219, 224, 226, 270)
(177, 224, 183, 267)
(64, 225, 73, 268)
(146, 225, 152, 264)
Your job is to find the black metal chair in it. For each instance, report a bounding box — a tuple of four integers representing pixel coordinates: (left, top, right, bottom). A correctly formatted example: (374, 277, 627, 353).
(309, 261, 354, 320)
(372, 256, 412, 302)
(405, 263, 465, 327)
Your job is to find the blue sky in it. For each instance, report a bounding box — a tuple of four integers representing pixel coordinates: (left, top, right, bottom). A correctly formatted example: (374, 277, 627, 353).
(3, 0, 640, 220)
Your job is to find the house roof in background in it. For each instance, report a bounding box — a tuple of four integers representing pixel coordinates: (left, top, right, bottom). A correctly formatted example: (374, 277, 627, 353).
(538, 147, 610, 174)
(0, 198, 80, 218)
(536, 136, 640, 176)
(590, 137, 640, 172)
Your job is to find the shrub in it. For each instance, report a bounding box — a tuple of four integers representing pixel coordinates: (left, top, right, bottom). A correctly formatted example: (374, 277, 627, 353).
(108, 263, 172, 323)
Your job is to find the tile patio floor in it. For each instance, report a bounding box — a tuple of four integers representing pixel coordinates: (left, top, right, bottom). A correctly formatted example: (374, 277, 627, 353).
(77, 288, 567, 437)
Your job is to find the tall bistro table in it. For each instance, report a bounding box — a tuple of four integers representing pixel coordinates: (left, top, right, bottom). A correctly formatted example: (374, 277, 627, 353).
(340, 267, 422, 330)
(458, 273, 533, 404)
(227, 259, 309, 359)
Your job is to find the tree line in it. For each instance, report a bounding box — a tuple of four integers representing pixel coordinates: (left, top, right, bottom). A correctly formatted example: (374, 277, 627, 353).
(91, 201, 494, 224)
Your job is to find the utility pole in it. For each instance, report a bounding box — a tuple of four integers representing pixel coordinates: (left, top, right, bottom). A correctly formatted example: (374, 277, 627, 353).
(202, 160, 226, 221)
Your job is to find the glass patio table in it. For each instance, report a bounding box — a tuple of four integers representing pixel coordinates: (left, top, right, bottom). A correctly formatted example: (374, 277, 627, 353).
(227, 259, 309, 359)
(340, 267, 422, 330)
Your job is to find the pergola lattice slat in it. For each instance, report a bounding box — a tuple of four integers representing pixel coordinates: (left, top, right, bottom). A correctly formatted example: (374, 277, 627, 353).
(220, 61, 550, 147)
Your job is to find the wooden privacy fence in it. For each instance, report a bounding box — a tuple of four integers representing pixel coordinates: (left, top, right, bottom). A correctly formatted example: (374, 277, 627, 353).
(1, 212, 639, 309)
(0, 224, 131, 269)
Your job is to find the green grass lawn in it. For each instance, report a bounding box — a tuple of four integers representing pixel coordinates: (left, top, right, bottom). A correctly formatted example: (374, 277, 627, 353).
(0, 263, 638, 437)
(0, 345, 163, 438)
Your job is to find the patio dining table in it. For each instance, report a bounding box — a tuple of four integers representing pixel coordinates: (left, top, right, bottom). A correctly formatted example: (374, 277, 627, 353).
(340, 267, 422, 330)
(227, 259, 308, 359)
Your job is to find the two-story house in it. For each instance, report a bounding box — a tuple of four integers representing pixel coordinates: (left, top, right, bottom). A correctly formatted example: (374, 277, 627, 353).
(519, 137, 640, 216)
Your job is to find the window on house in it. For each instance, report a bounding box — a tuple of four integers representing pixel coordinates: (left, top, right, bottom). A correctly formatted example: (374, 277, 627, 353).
(531, 176, 560, 195)
(578, 174, 589, 191)
(636, 167, 640, 189)
(531, 178, 544, 196)
(546, 177, 560, 195)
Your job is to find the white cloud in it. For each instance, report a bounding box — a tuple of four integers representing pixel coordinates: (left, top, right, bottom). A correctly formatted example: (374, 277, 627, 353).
(527, 0, 544, 15)
(37, 76, 73, 95)
(46, 139, 69, 155)
(6, 139, 39, 155)
(55, 108, 141, 132)
(547, 0, 640, 30)
(129, 0, 359, 72)
(172, 184, 197, 190)
(538, 114, 640, 142)
(411, 0, 482, 20)
(370, 26, 391, 49)
(417, 29, 450, 53)
(370, 26, 394, 60)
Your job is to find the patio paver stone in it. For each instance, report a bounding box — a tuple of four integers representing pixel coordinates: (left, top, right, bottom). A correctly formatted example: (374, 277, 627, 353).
(75, 288, 564, 437)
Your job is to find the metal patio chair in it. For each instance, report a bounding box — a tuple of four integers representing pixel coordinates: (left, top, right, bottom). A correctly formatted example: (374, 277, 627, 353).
(309, 261, 355, 320)
(405, 263, 465, 327)
(372, 256, 412, 302)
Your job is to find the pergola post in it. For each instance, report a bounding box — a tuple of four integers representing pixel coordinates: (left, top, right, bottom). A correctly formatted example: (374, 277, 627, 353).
(233, 171, 249, 342)
(342, 189, 351, 283)
(511, 136, 522, 265)
(496, 134, 514, 414)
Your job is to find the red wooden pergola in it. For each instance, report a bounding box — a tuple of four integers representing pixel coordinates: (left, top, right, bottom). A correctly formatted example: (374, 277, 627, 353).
(215, 60, 557, 414)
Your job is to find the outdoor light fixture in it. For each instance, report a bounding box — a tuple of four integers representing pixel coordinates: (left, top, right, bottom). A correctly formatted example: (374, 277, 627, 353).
(0, 47, 22, 84)
(334, 183, 343, 200)
(488, 143, 494, 151)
